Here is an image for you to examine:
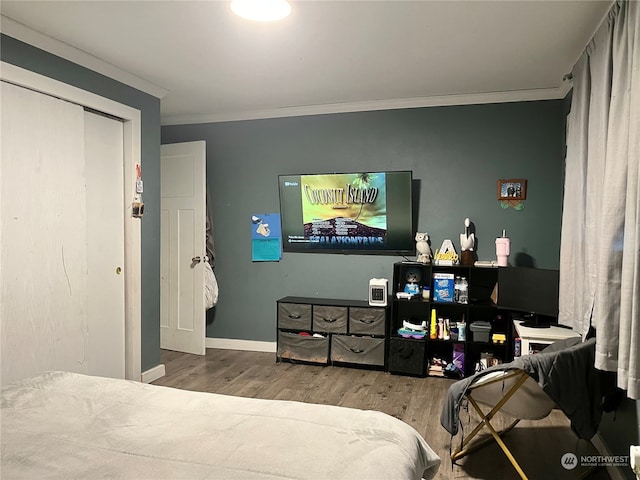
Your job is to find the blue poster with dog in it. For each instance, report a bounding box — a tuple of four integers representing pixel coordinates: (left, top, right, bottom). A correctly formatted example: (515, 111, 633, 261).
(251, 213, 282, 261)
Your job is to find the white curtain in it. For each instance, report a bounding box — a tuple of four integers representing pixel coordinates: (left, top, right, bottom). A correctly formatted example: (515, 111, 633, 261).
(559, 0, 639, 399)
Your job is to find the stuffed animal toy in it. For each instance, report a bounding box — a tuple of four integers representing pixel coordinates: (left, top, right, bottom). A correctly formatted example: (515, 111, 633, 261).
(415, 232, 432, 264)
(404, 269, 421, 295)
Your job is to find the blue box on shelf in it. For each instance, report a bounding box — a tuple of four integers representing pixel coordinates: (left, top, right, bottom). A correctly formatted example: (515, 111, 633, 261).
(433, 273, 455, 303)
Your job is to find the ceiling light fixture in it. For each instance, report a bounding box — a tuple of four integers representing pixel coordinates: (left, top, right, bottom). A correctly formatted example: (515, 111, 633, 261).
(231, 0, 291, 22)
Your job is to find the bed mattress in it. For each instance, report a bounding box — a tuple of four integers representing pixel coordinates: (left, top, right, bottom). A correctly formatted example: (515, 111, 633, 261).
(1, 371, 440, 479)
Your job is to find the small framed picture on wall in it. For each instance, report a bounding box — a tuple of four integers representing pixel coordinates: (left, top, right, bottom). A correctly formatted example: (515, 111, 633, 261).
(497, 179, 527, 200)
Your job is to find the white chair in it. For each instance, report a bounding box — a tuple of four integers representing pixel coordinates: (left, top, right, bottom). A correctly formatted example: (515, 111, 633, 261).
(444, 337, 601, 480)
(450, 369, 555, 479)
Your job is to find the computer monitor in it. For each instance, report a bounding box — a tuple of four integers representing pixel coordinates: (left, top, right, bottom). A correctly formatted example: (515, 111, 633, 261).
(497, 267, 559, 328)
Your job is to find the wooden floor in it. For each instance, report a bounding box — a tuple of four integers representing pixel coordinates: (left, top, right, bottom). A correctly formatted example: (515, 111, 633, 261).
(153, 348, 611, 480)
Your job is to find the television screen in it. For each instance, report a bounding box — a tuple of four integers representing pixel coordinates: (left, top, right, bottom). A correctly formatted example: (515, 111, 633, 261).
(278, 171, 414, 255)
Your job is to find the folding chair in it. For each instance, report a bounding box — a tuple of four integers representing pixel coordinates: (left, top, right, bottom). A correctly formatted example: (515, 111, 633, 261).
(450, 369, 555, 480)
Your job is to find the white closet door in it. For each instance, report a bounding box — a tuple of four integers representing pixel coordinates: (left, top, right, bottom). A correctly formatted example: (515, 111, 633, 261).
(1, 81, 88, 385)
(0, 82, 125, 385)
(84, 111, 125, 379)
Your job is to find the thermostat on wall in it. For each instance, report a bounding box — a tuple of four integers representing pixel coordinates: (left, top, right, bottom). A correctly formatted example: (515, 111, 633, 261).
(369, 278, 388, 306)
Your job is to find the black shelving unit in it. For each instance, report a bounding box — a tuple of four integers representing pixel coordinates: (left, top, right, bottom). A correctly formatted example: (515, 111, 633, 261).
(387, 262, 510, 378)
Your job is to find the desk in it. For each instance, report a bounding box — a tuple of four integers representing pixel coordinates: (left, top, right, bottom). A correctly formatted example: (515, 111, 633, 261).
(513, 320, 581, 355)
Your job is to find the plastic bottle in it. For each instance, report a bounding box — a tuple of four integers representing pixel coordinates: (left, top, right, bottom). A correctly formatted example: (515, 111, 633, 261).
(421, 286, 430, 300)
(430, 309, 437, 339)
(458, 316, 467, 341)
(444, 318, 450, 340)
(459, 277, 469, 304)
(437, 318, 444, 339)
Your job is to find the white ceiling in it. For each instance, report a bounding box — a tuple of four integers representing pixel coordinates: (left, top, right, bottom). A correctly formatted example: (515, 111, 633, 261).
(0, 1, 613, 125)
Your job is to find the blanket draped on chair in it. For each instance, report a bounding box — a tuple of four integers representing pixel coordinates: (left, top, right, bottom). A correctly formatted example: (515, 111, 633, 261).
(440, 337, 602, 440)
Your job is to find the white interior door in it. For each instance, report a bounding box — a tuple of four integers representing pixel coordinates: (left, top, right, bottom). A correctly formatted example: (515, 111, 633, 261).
(160, 141, 206, 355)
(0, 82, 126, 385)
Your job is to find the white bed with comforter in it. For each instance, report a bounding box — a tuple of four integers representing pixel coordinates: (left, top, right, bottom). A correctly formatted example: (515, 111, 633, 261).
(1, 371, 440, 479)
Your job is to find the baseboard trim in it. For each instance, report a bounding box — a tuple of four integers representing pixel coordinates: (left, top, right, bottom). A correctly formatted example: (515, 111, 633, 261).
(141, 364, 166, 384)
(206, 338, 276, 353)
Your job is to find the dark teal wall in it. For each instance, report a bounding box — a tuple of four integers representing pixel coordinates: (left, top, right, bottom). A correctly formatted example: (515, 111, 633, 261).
(1, 34, 162, 372)
(162, 100, 565, 342)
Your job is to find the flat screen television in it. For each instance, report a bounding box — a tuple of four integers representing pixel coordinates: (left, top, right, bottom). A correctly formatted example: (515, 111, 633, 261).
(497, 267, 559, 328)
(278, 171, 414, 255)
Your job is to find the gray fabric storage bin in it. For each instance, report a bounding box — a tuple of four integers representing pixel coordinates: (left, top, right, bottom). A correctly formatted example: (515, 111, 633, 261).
(277, 331, 329, 364)
(349, 307, 386, 335)
(278, 303, 312, 330)
(331, 335, 385, 366)
(313, 305, 348, 334)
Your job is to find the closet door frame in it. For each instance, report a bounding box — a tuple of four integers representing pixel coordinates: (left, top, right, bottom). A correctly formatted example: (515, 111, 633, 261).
(1, 61, 142, 381)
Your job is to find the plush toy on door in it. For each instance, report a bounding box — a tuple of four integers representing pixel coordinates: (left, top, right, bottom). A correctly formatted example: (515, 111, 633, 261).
(415, 232, 432, 264)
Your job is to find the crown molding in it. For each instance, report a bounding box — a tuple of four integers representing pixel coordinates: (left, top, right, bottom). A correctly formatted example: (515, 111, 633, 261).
(1, 15, 573, 125)
(0, 15, 168, 99)
(162, 85, 571, 126)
